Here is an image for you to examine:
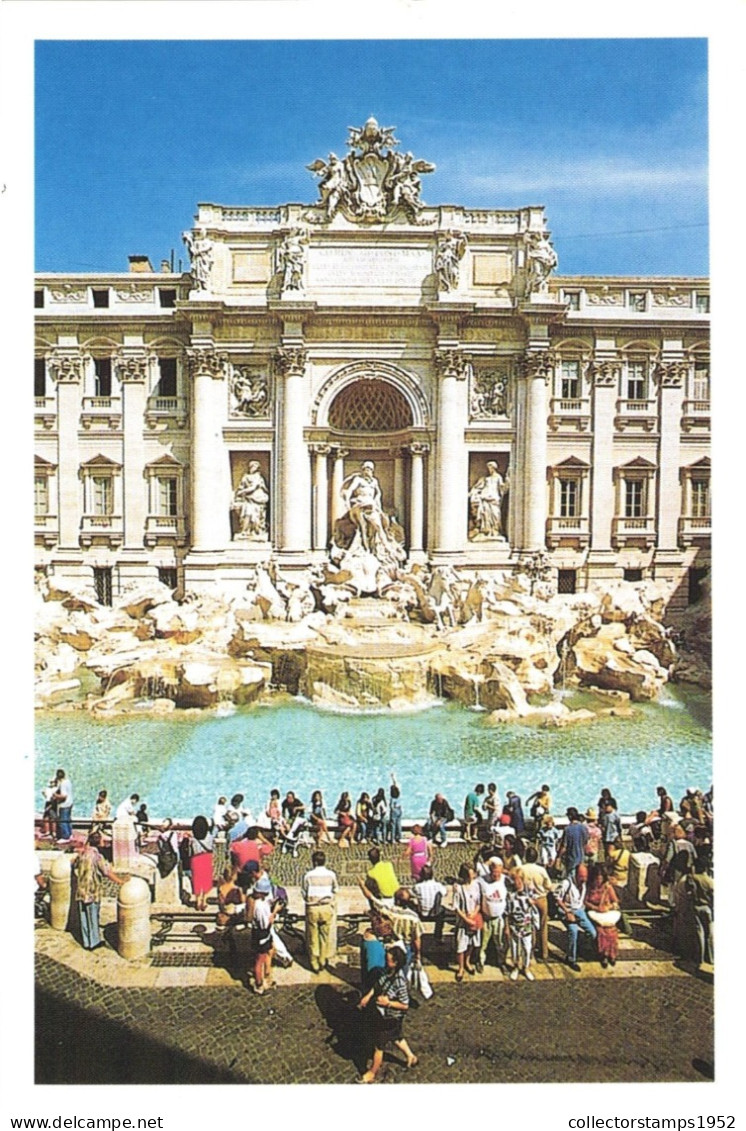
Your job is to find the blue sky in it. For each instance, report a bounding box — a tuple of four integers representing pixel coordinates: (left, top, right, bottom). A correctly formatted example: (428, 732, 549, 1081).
(35, 39, 708, 276)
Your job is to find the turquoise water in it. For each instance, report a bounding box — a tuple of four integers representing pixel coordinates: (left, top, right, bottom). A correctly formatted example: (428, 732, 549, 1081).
(35, 684, 712, 822)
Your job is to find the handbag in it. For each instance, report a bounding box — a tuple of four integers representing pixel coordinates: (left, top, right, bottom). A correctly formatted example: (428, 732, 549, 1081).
(587, 909, 621, 927)
(417, 965, 434, 1000)
(465, 909, 484, 933)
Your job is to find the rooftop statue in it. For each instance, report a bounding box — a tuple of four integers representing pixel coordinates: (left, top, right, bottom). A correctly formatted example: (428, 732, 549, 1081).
(182, 227, 214, 292)
(525, 229, 558, 294)
(306, 117, 435, 224)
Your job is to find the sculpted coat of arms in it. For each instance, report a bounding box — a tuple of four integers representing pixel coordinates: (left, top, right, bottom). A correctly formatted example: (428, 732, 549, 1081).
(306, 117, 435, 224)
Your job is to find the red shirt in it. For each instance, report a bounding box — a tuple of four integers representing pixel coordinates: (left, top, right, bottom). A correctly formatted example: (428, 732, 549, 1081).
(230, 838, 272, 870)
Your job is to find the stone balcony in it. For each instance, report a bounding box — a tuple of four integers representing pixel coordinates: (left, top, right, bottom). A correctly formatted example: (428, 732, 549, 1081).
(548, 397, 591, 432)
(34, 513, 58, 548)
(546, 515, 590, 548)
(612, 515, 656, 548)
(80, 513, 123, 548)
(144, 514, 188, 546)
(35, 397, 56, 431)
(145, 395, 189, 430)
(678, 515, 711, 547)
(615, 398, 658, 433)
(81, 396, 122, 431)
(681, 399, 711, 433)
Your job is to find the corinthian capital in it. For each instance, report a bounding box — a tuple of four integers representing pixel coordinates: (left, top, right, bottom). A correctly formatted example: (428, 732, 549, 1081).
(654, 359, 688, 388)
(47, 349, 86, 385)
(187, 346, 230, 380)
(520, 349, 556, 382)
(588, 357, 621, 386)
(409, 441, 431, 456)
(114, 350, 150, 384)
(274, 346, 308, 378)
(434, 348, 469, 380)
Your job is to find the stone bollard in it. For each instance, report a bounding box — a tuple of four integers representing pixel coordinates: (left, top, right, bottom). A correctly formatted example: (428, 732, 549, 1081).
(112, 818, 138, 870)
(117, 876, 151, 960)
(628, 852, 660, 905)
(49, 853, 73, 931)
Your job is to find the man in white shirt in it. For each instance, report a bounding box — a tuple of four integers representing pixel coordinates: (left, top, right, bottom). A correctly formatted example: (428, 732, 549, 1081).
(53, 769, 74, 842)
(554, 862, 597, 972)
(516, 845, 553, 961)
(116, 794, 139, 822)
(301, 851, 338, 973)
(478, 857, 508, 971)
(412, 865, 448, 944)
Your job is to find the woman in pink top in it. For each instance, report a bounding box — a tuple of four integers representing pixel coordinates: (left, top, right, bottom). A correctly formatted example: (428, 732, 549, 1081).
(406, 824, 431, 881)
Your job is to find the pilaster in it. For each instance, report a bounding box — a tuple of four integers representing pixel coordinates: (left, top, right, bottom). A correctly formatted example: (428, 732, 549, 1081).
(115, 348, 150, 551)
(48, 347, 85, 550)
(514, 347, 553, 553)
(589, 354, 620, 555)
(655, 356, 687, 551)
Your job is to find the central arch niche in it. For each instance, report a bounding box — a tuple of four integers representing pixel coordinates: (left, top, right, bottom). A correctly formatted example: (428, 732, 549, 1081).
(328, 378, 413, 433)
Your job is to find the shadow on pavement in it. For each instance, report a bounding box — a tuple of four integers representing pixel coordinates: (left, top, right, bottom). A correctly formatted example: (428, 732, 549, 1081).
(314, 983, 371, 1077)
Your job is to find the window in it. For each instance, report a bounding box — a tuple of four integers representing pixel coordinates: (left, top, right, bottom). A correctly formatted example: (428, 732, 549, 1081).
(626, 360, 647, 401)
(91, 288, 110, 308)
(559, 360, 580, 400)
(623, 568, 643, 582)
(628, 292, 646, 312)
(691, 477, 710, 519)
(156, 476, 178, 517)
(34, 358, 46, 398)
(158, 567, 178, 590)
(156, 358, 177, 398)
(93, 567, 113, 606)
(94, 358, 112, 398)
(624, 479, 645, 518)
(92, 475, 113, 515)
(563, 291, 580, 311)
(559, 478, 580, 518)
(695, 293, 710, 314)
(35, 289, 45, 309)
(557, 569, 577, 594)
(34, 475, 49, 517)
(158, 288, 177, 309)
(692, 362, 710, 401)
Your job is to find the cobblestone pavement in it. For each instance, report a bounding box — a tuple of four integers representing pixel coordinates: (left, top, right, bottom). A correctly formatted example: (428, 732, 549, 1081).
(35, 839, 714, 1085)
(35, 944, 713, 1085)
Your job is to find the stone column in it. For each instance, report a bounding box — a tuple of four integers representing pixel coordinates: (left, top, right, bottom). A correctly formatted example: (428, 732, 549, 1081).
(115, 350, 149, 550)
(330, 446, 349, 530)
(656, 359, 687, 550)
(432, 349, 469, 554)
(392, 448, 406, 526)
(48, 349, 84, 550)
(589, 357, 620, 552)
(408, 442, 429, 553)
(521, 349, 553, 552)
(275, 346, 310, 554)
(310, 443, 331, 550)
(187, 345, 231, 551)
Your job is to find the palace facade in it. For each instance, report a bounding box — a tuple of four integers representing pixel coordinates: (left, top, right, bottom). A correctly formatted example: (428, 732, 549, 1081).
(34, 120, 710, 608)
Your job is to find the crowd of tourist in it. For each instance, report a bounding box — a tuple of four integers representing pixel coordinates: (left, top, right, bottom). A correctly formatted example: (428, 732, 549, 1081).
(36, 766, 713, 1082)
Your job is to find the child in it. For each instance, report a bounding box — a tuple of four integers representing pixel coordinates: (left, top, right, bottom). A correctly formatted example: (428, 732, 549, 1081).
(538, 814, 560, 871)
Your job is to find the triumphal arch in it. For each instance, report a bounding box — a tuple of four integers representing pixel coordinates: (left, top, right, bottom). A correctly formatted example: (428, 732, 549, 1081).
(35, 118, 710, 606)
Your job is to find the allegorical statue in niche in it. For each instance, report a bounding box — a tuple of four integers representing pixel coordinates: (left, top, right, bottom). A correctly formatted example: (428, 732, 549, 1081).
(469, 461, 508, 540)
(525, 230, 558, 294)
(435, 230, 467, 292)
(336, 460, 406, 572)
(278, 228, 308, 291)
(232, 461, 269, 540)
(182, 227, 214, 292)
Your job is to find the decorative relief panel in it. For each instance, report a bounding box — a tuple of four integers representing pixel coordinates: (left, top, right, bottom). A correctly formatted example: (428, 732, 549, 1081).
(49, 285, 87, 303)
(652, 291, 691, 308)
(586, 290, 624, 307)
(229, 366, 271, 418)
(469, 364, 512, 419)
(114, 285, 154, 303)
